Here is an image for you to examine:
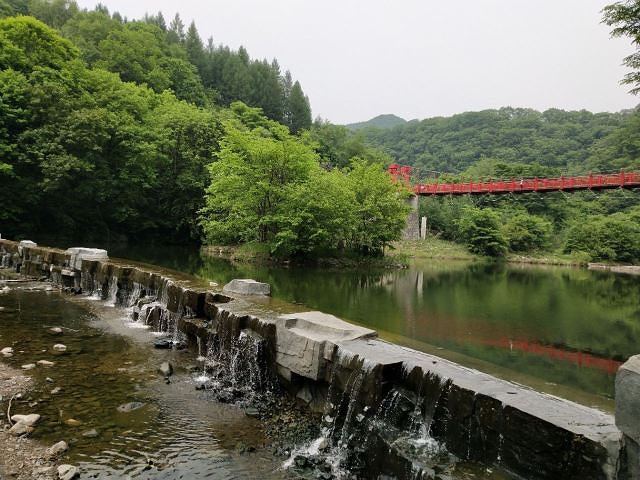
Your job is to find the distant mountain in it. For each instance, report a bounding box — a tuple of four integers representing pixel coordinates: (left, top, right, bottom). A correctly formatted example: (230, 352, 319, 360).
(346, 114, 407, 131)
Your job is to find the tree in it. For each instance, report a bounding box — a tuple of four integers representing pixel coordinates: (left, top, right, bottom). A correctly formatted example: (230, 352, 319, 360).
(27, 0, 78, 29)
(502, 213, 552, 252)
(603, 0, 640, 94)
(185, 20, 205, 73)
(345, 159, 410, 254)
(457, 207, 508, 257)
(286, 80, 311, 133)
(168, 12, 184, 43)
(200, 102, 319, 245)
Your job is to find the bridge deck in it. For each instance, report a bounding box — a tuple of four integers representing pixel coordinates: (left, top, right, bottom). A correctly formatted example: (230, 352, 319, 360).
(414, 171, 640, 196)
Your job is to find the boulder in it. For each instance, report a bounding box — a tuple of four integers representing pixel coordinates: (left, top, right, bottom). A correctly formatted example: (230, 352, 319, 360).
(616, 354, 640, 444)
(1, 346, 13, 357)
(223, 279, 271, 296)
(45, 440, 68, 459)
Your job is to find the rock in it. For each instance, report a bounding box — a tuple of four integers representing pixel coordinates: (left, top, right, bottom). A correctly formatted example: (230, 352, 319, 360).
(158, 361, 173, 377)
(45, 440, 68, 459)
(244, 407, 260, 418)
(317, 437, 329, 451)
(46, 377, 54, 383)
(294, 455, 309, 468)
(51, 387, 62, 395)
(82, 428, 99, 438)
(153, 339, 172, 349)
(65, 247, 108, 270)
(37, 360, 55, 367)
(223, 278, 271, 296)
(1, 346, 14, 357)
(21, 363, 36, 370)
(276, 311, 376, 381)
(49, 327, 63, 335)
(117, 402, 145, 413)
(8, 422, 34, 436)
(52, 344, 67, 352)
(209, 281, 219, 287)
(617, 354, 640, 444)
(11, 413, 40, 426)
(57, 464, 79, 480)
(64, 418, 82, 427)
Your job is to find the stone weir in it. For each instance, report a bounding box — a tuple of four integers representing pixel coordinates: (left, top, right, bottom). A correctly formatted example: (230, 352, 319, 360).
(0, 239, 630, 480)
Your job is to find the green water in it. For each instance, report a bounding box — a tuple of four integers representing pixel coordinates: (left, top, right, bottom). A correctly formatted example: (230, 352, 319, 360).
(105, 245, 640, 410)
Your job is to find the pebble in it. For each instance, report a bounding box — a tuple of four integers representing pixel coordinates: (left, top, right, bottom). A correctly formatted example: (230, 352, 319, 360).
(49, 327, 63, 334)
(57, 464, 79, 480)
(51, 387, 62, 395)
(45, 440, 68, 459)
(52, 344, 67, 352)
(64, 418, 82, 427)
(11, 414, 40, 426)
(117, 402, 145, 413)
(82, 428, 99, 438)
(21, 364, 36, 370)
(37, 360, 55, 367)
(8, 422, 34, 436)
(1, 346, 14, 357)
(158, 361, 173, 377)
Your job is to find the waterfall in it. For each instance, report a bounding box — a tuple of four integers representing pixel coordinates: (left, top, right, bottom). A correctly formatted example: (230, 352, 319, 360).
(106, 276, 118, 306)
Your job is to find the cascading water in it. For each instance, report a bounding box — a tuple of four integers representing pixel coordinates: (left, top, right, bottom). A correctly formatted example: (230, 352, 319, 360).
(106, 276, 118, 306)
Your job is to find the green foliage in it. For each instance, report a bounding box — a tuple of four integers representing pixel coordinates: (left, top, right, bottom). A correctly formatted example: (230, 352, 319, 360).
(603, 0, 640, 94)
(200, 105, 409, 257)
(564, 212, 640, 263)
(360, 107, 625, 174)
(285, 80, 312, 133)
(456, 207, 507, 257)
(346, 114, 407, 131)
(502, 213, 552, 252)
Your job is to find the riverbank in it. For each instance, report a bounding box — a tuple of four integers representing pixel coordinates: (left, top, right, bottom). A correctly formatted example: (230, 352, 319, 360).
(0, 363, 54, 480)
(202, 237, 593, 269)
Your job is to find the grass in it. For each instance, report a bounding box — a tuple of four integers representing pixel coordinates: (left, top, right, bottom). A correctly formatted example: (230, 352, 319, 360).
(389, 237, 477, 261)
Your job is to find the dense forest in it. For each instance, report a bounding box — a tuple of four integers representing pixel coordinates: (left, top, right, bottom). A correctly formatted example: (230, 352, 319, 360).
(0, 1, 408, 256)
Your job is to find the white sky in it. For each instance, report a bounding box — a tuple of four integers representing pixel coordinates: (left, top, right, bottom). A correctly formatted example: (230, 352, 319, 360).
(76, 0, 638, 124)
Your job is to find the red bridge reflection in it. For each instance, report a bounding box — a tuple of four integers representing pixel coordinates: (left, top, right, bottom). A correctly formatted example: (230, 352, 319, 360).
(485, 337, 623, 375)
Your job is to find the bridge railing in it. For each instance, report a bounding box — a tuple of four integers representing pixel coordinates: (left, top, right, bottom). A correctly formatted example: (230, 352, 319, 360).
(414, 170, 640, 195)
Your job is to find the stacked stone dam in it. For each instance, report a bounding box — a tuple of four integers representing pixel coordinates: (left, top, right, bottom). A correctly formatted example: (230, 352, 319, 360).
(0, 238, 632, 479)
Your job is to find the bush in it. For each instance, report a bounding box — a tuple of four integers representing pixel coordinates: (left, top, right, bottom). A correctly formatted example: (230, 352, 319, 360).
(502, 213, 552, 252)
(457, 207, 507, 257)
(564, 213, 640, 263)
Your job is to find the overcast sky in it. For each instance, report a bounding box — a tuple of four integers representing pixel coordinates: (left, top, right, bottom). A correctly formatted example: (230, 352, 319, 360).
(77, 0, 638, 124)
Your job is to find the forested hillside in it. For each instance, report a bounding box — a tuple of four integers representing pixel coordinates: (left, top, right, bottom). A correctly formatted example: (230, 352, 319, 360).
(346, 114, 407, 131)
(358, 107, 638, 175)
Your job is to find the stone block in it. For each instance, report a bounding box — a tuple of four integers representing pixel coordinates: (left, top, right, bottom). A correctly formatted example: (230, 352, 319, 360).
(66, 247, 108, 270)
(616, 355, 640, 444)
(223, 278, 271, 296)
(18, 240, 37, 255)
(275, 311, 376, 381)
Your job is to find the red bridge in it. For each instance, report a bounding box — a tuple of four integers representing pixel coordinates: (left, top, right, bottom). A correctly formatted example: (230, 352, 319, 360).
(388, 164, 640, 196)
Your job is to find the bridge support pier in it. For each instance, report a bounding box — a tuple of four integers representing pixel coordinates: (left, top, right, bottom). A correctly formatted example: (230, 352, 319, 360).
(617, 355, 640, 478)
(402, 196, 419, 240)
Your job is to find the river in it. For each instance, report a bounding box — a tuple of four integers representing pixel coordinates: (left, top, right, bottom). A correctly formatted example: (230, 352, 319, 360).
(104, 244, 640, 412)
